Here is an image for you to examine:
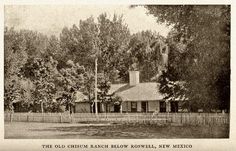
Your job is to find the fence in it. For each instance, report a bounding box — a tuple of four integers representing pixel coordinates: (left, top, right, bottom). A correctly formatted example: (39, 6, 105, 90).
(4, 112, 229, 126)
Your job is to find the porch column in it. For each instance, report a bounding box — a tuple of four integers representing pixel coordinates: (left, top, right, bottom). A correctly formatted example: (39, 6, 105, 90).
(101, 103, 105, 113)
(167, 101, 171, 113)
(120, 103, 123, 113)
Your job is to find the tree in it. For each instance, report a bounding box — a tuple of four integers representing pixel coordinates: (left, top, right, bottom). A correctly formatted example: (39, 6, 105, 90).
(57, 60, 86, 113)
(59, 14, 131, 113)
(83, 70, 95, 103)
(145, 5, 230, 112)
(4, 27, 29, 111)
(18, 29, 48, 58)
(4, 28, 28, 78)
(21, 56, 59, 112)
(97, 72, 112, 112)
(97, 13, 131, 83)
(127, 30, 166, 82)
(59, 17, 99, 69)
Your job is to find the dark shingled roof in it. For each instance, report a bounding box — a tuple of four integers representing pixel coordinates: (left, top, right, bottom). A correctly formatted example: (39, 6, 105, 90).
(109, 82, 164, 101)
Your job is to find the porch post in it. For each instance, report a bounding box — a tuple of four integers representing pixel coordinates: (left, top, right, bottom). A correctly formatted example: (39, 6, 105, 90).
(120, 103, 123, 113)
(167, 101, 171, 113)
(101, 103, 105, 113)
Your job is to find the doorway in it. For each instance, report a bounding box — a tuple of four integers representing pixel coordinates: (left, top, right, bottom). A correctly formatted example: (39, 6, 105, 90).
(141, 101, 148, 113)
(114, 104, 120, 112)
(171, 101, 178, 112)
(131, 102, 137, 112)
(160, 101, 166, 112)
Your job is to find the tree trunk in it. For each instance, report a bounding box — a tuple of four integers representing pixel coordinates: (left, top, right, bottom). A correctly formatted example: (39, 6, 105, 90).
(41, 102, 44, 113)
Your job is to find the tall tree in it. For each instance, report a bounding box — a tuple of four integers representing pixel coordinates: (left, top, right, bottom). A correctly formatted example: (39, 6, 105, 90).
(145, 5, 230, 112)
(97, 13, 131, 83)
(57, 60, 86, 113)
(4, 27, 29, 111)
(127, 30, 166, 82)
(60, 17, 99, 69)
(21, 56, 59, 112)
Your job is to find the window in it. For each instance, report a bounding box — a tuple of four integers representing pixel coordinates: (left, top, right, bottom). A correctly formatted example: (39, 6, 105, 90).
(131, 102, 137, 112)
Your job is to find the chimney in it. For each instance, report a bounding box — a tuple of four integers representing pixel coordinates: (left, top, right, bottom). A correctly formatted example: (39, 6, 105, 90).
(129, 71, 140, 86)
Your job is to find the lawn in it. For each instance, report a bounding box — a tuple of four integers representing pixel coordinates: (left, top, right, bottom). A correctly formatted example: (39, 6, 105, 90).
(5, 122, 229, 139)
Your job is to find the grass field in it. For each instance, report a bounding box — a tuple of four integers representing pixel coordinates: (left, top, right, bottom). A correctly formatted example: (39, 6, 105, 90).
(5, 122, 229, 139)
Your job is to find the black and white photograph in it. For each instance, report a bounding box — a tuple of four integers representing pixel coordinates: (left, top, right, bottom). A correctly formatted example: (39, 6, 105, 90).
(1, 2, 233, 150)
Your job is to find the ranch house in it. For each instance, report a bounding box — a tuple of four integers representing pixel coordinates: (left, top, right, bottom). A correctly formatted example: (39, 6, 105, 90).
(75, 71, 179, 113)
(106, 71, 179, 113)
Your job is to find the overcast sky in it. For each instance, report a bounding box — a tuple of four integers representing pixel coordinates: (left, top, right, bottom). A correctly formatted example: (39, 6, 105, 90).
(4, 5, 171, 37)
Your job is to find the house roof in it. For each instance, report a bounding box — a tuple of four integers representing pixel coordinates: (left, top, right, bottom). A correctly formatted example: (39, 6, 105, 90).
(74, 91, 88, 103)
(109, 82, 164, 101)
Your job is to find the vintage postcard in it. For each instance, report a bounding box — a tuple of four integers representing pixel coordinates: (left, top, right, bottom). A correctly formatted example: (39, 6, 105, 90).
(0, 0, 235, 151)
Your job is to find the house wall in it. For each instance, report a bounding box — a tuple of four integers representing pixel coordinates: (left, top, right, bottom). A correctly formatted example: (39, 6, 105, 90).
(106, 100, 173, 113)
(110, 104, 114, 112)
(75, 102, 91, 113)
(121, 102, 128, 112)
(127, 102, 131, 112)
(119, 102, 131, 112)
(120, 100, 161, 113)
(148, 101, 159, 112)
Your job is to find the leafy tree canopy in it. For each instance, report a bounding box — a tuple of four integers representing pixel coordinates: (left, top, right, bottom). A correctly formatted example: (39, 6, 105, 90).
(145, 5, 230, 111)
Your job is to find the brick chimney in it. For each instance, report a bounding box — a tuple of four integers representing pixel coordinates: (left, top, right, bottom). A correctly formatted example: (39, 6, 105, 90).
(129, 71, 140, 86)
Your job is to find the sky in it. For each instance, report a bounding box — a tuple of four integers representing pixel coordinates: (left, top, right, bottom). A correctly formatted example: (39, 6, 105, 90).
(4, 5, 171, 37)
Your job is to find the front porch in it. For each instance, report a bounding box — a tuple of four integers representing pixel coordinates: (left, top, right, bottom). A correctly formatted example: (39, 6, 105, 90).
(92, 100, 179, 113)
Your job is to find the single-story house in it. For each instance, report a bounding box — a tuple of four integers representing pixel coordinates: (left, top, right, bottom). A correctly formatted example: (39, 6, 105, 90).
(75, 71, 179, 113)
(105, 71, 179, 113)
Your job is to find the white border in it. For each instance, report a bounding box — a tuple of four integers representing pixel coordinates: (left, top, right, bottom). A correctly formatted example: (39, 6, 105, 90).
(0, 1, 235, 151)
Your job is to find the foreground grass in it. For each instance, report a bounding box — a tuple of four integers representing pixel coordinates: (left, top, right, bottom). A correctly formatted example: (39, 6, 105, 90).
(5, 122, 229, 139)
